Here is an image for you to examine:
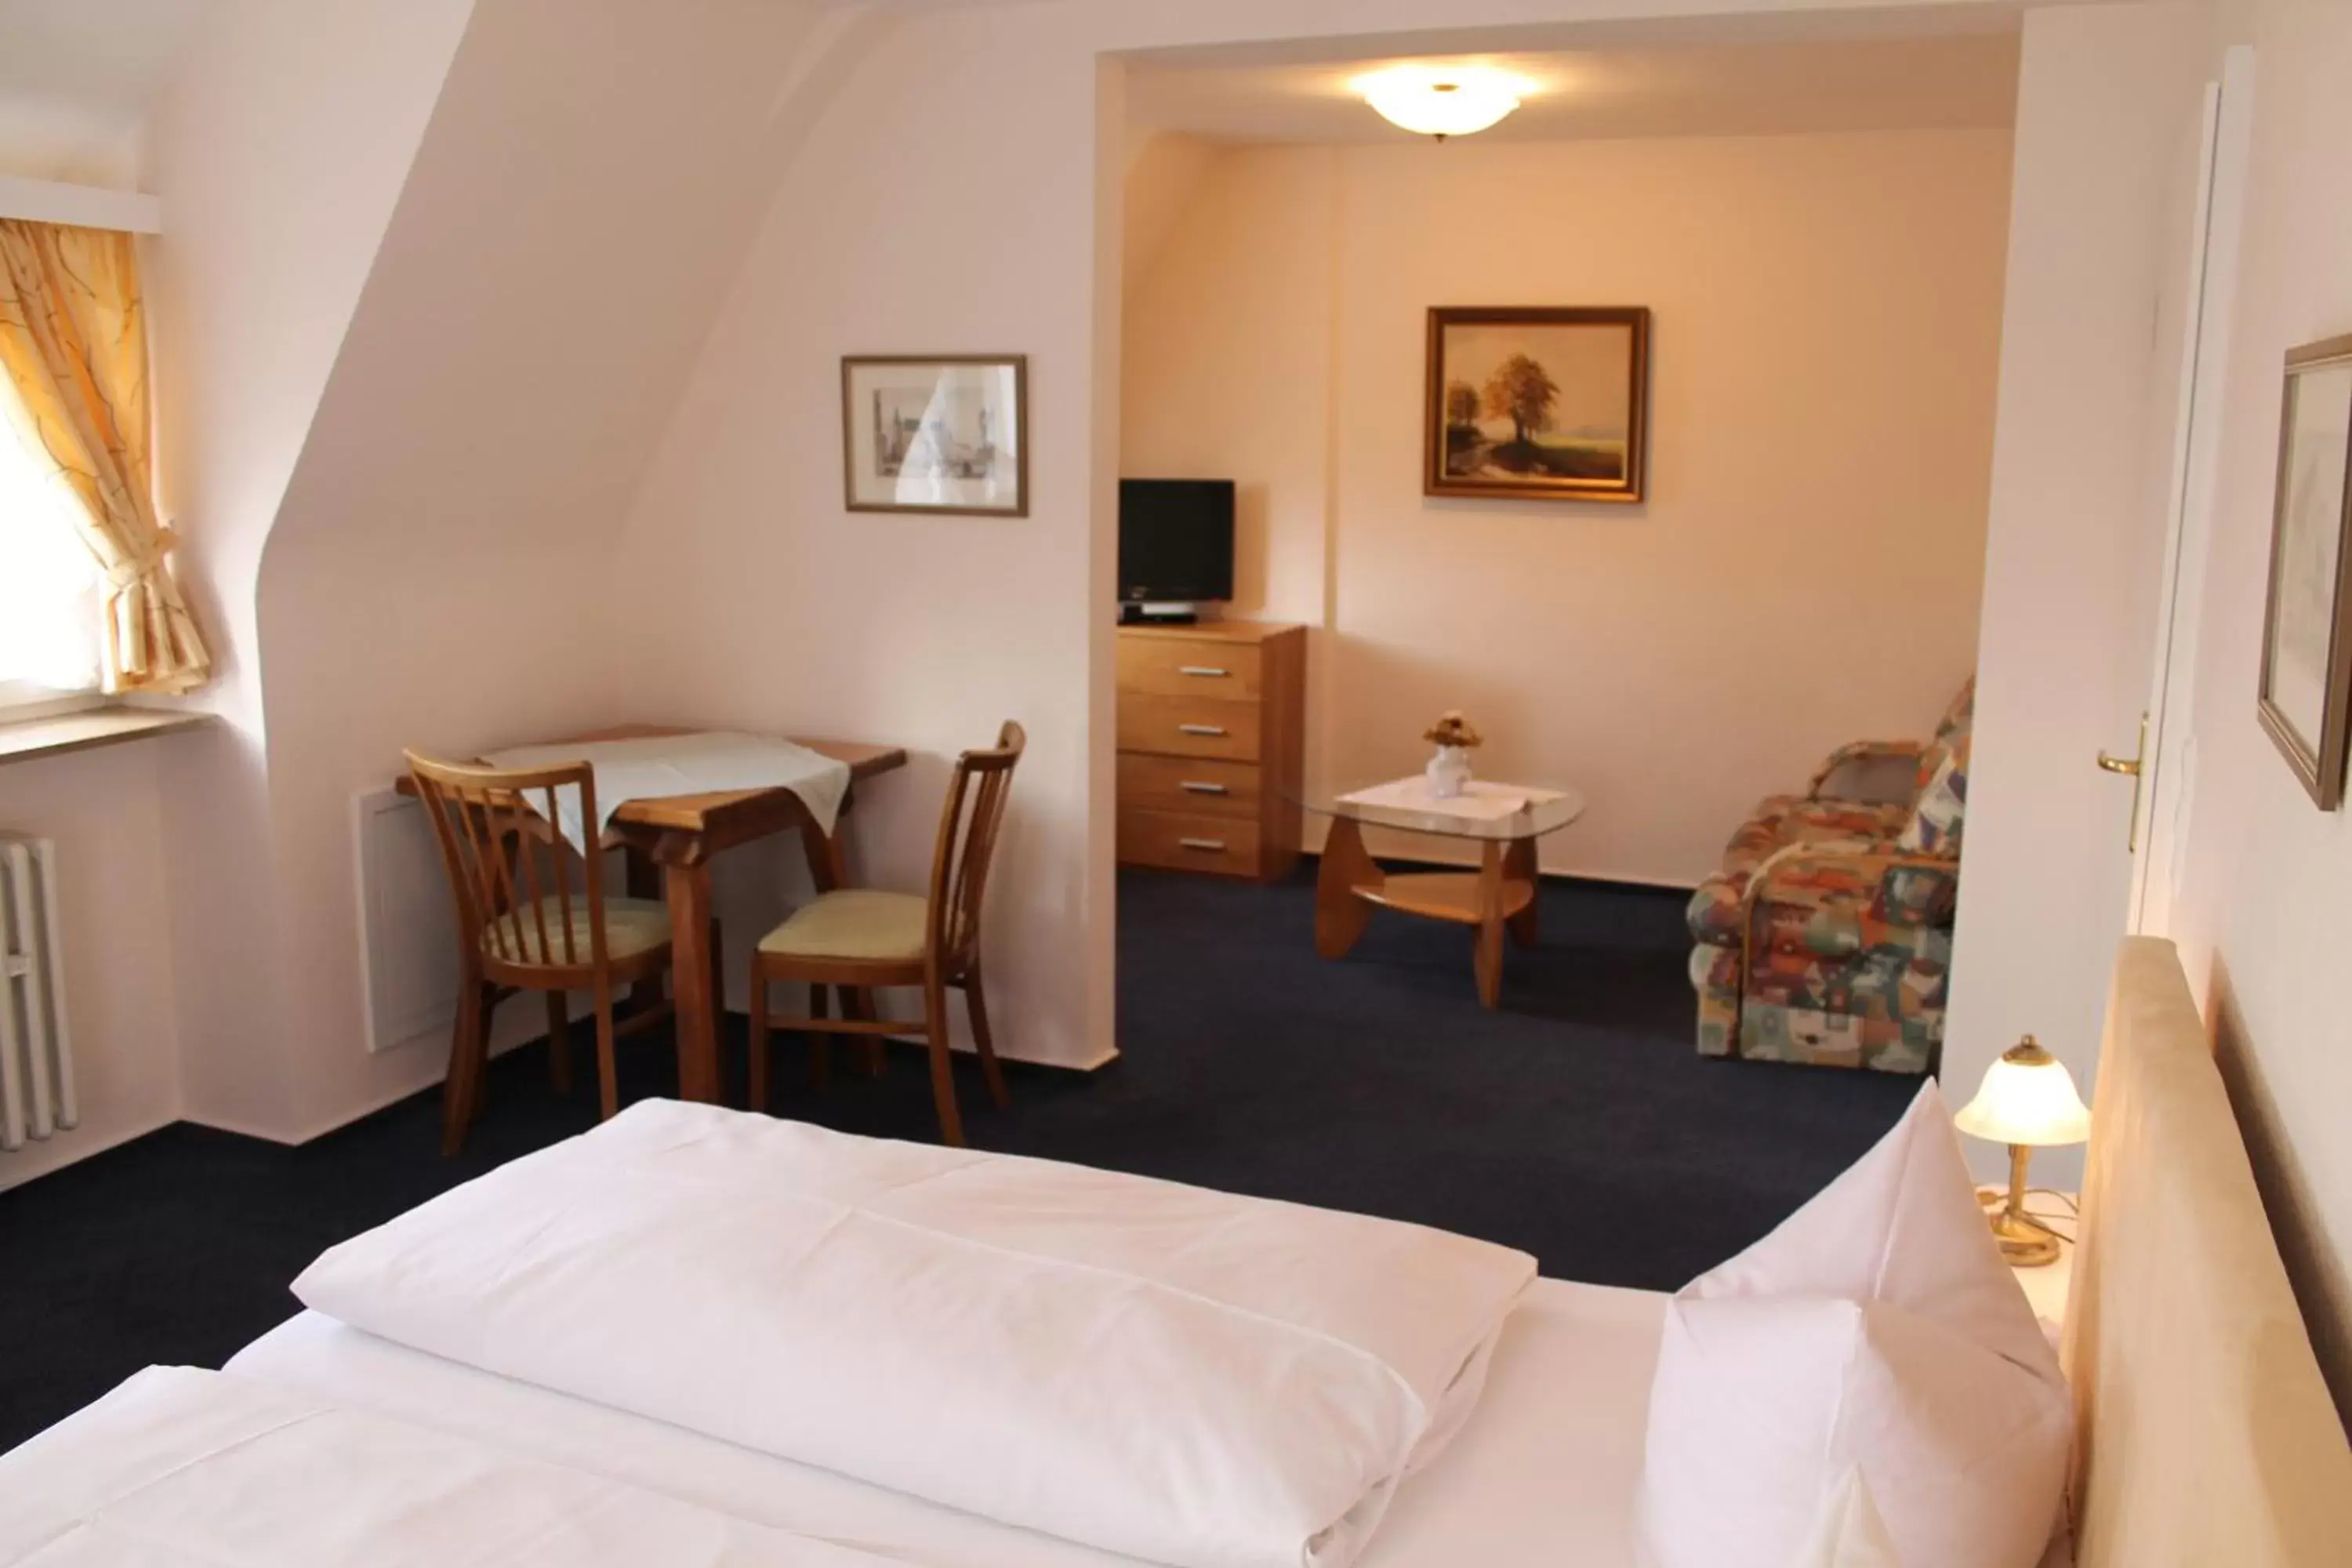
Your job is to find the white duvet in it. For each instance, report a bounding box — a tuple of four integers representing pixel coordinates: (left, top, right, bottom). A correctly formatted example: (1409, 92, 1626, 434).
(0, 1366, 915, 1566)
(292, 1101, 1537, 1568)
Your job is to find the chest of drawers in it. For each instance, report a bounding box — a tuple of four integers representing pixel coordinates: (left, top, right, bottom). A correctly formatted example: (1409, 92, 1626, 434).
(1113, 621, 1305, 882)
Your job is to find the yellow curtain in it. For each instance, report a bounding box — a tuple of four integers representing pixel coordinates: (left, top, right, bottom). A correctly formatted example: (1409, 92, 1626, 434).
(0, 219, 209, 695)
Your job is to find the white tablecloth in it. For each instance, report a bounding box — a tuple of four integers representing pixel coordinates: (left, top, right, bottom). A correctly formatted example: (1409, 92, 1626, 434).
(1338, 777, 1559, 823)
(481, 731, 852, 856)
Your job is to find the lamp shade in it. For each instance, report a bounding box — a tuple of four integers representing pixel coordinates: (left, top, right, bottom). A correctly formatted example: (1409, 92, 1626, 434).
(1357, 65, 1523, 139)
(1953, 1036, 2092, 1148)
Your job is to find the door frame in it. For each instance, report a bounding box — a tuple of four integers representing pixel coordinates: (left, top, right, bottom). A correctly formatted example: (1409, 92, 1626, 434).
(2129, 45, 2256, 936)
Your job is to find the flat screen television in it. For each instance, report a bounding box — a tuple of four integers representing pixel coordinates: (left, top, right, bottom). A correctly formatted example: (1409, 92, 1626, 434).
(1119, 478, 1234, 618)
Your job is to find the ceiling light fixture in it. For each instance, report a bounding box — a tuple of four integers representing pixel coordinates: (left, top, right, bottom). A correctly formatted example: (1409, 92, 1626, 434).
(1356, 64, 1524, 140)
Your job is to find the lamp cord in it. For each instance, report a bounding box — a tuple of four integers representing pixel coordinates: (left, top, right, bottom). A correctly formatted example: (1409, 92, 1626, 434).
(1975, 1184, 2080, 1243)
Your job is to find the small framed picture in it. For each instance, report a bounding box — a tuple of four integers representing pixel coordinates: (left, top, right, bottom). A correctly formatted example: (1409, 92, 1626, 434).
(2257, 333, 2352, 809)
(1425, 307, 1650, 503)
(841, 354, 1027, 517)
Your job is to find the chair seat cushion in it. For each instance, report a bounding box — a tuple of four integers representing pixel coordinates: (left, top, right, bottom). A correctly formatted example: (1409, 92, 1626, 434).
(488, 895, 672, 964)
(759, 890, 929, 962)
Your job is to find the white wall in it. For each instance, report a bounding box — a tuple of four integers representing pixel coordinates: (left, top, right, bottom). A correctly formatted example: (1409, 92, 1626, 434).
(1124, 131, 2012, 884)
(0, 0, 474, 1173)
(1122, 132, 1220, 304)
(604, 0, 2031, 1073)
(0, 740, 186, 1189)
(1123, 144, 1342, 824)
(9, 0, 2200, 1177)
(2161, 0, 2352, 1412)
(1941, 1, 2211, 1178)
(0, 99, 141, 187)
(140, 0, 479, 1134)
(606, 4, 1115, 1068)
(249, 0, 831, 1133)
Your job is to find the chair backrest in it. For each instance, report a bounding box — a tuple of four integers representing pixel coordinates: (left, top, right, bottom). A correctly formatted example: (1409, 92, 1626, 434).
(926, 721, 1025, 967)
(1896, 731, 1970, 858)
(405, 750, 611, 975)
(1935, 676, 1976, 743)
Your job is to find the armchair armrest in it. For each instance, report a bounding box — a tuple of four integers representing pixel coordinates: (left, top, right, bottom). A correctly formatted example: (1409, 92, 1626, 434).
(1741, 840, 1959, 961)
(1806, 739, 1926, 803)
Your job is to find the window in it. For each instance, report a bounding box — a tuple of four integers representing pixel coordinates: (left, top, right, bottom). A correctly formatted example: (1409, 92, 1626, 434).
(0, 419, 102, 718)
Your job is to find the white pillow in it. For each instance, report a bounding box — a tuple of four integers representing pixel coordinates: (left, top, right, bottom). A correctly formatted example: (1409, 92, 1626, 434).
(293, 1101, 1535, 1568)
(1798, 1469, 1905, 1568)
(1635, 1081, 2070, 1568)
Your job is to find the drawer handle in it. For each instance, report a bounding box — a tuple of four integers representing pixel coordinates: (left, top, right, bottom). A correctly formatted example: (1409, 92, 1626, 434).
(1178, 723, 1229, 737)
(1180, 781, 1229, 795)
(1178, 666, 1231, 678)
(1178, 837, 1228, 852)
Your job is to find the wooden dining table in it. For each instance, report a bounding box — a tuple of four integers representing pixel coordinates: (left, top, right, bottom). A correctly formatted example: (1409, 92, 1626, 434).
(398, 724, 907, 1105)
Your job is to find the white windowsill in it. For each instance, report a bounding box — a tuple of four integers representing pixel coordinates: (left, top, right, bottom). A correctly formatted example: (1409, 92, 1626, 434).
(0, 689, 106, 725)
(0, 704, 216, 768)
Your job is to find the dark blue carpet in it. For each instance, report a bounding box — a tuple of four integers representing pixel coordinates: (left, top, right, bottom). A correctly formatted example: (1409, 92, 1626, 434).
(0, 864, 1911, 1450)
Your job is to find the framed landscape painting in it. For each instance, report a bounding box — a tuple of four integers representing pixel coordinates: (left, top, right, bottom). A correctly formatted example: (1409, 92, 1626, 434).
(842, 354, 1027, 517)
(2257, 332, 2352, 809)
(1425, 307, 1650, 503)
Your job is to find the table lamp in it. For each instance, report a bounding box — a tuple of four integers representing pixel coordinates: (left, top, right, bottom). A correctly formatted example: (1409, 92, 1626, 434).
(1953, 1035, 2092, 1267)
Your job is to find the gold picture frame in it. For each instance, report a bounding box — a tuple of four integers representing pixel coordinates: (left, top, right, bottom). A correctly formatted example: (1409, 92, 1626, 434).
(1425, 307, 1650, 503)
(841, 354, 1028, 517)
(2256, 332, 2352, 810)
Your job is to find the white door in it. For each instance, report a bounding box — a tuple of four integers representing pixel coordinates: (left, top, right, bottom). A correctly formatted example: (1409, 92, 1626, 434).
(2128, 47, 2256, 936)
(1941, 13, 2241, 1177)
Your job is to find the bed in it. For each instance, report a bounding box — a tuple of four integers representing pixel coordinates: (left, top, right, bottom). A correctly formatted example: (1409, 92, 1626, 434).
(2063, 938, 2352, 1568)
(227, 1278, 1663, 1566)
(10, 937, 2350, 1566)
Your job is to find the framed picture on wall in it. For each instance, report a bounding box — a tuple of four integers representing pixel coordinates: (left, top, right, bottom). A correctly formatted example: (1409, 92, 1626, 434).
(1425, 307, 1650, 503)
(2257, 332, 2352, 809)
(842, 354, 1028, 517)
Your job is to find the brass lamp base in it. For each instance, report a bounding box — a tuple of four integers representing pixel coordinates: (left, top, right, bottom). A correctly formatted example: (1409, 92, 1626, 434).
(1980, 1142, 2063, 1268)
(1988, 1206, 2063, 1268)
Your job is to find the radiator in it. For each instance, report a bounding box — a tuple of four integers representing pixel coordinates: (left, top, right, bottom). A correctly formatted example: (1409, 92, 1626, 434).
(0, 834, 76, 1151)
(354, 788, 460, 1054)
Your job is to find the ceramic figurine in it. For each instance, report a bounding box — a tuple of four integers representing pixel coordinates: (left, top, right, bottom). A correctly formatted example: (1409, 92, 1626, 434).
(1421, 711, 1483, 798)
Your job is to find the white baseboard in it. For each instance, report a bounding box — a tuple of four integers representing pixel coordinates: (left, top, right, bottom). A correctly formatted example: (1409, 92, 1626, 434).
(199, 1015, 1122, 1152)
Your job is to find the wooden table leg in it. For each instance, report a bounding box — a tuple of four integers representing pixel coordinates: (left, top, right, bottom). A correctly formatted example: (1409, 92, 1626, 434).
(1316, 815, 1380, 959)
(804, 820, 848, 893)
(666, 857, 721, 1102)
(1474, 840, 1507, 1009)
(1504, 835, 1540, 949)
(625, 846, 661, 1012)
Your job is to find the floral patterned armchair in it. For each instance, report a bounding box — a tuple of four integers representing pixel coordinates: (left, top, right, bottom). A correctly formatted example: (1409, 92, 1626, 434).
(1686, 680, 1973, 1073)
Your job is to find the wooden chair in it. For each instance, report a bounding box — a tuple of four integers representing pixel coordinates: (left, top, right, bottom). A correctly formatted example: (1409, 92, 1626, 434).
(748, 721, 1024, 1147)
(406, 751, 711, 1154)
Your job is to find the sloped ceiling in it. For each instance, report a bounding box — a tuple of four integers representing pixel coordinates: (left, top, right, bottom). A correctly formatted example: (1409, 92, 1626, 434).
(244, 0, 888, 1129)
(263, 0, 860, 561)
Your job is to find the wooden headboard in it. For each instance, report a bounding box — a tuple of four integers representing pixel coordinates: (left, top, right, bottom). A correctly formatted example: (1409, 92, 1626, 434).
(2064, 937, 2352, 1566)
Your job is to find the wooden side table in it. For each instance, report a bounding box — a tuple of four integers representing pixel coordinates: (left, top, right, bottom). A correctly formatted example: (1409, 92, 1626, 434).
(1299, 779, 1588, 1008)
(396, 727, 906, 1104)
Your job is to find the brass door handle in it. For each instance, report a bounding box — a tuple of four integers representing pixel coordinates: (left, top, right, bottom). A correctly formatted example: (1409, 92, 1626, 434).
(2098, 713, 2149, 852)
